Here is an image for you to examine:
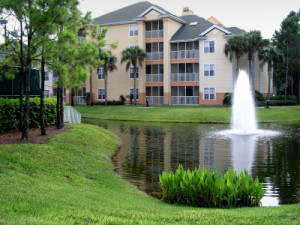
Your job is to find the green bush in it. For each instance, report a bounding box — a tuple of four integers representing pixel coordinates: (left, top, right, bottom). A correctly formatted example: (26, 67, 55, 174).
(270, 95, 298, 101)
(159, 165, 265, 208)
(255, 90, 265, 101)
(0, 97, 57, 133)
(95, 100, 124, 105)
(223, 93, 232, 106)
(257, 99, 298, 107)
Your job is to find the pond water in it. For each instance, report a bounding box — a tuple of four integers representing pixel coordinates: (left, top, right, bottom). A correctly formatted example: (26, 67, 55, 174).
(83, 119, 300, 206)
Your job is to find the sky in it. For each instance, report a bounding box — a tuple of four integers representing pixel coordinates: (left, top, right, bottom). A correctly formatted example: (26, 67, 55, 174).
(78, 0, 300, 39)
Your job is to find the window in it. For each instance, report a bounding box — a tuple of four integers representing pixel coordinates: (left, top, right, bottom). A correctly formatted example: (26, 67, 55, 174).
(129, 88, 139, 100)
(45, 71, 49, 81)
(204, 87, 216, 100)
(204, 64, 216, 77)
(97, 67, 104, 80)
(129, 67, 138, 79)
(44, 90, 49, 97)
(204, 41, 215, 53)
(98, 88, 105, 100)
(129, 24, 138, 37)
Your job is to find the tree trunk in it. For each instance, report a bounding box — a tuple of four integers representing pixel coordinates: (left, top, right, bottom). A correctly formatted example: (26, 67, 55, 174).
(266, 66, 272, 109)
(40, 54, 46, 135)
(90, 69, 93, 106)
(56, 86, 61, 129)
(18, 20, 24, 131)
(285, 44, 289, 101)
(133, 66, 137, 105)
(104, 71, 108, 106)
(71, 88, 74, 106)
(59, 87, 64, 129)
(21, 13, 32, 141)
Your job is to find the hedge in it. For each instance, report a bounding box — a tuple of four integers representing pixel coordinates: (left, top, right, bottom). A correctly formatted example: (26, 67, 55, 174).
(0, 97, 57, 133)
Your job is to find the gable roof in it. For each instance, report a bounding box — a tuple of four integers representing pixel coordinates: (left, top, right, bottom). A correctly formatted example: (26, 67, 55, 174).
(170, 15, 246, 42)
(93, 1, 185, 26)
(207, 16, 225, 27)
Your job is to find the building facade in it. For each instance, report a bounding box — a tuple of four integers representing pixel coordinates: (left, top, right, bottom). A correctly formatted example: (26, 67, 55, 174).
(73, 2, 270, 105)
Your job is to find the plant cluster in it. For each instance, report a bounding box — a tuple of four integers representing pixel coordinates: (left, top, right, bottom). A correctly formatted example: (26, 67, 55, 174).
(0, 98, 57, 133)
(159, 165, 265, 208)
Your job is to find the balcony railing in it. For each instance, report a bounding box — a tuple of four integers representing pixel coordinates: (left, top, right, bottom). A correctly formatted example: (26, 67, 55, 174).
(146, 96, 164, 105)
(73, 96, 86, 105)
(145, 30, 163, 39)
(146, 52, 163, 61)
(171, 73, 199, 82)
(146, 74, 163, 82)
(170, 50, 199, 59)
(171, 96, 199, 105)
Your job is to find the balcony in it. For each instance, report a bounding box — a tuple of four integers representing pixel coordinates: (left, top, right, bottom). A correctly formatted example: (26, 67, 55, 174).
(171, 73, 199, 82)
(145, 30, 163, 39)
(73, 96, 86, 105)
(146, 96, 164, 105)
(146, 74, 163, 82)
(171, 96, 199, 105)
(146, 52, 163, 61)
(170, 50, 199, 60)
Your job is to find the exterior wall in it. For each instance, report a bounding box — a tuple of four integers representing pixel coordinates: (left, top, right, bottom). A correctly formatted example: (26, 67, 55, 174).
(199, 29, 233, 105)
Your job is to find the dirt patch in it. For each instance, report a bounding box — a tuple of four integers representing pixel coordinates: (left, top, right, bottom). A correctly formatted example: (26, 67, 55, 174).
(0, 125, 69, 145)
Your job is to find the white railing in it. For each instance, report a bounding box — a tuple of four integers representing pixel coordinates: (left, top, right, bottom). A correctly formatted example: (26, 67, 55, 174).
(73, 96, 86, 105)
(146, 74, 163, 82)
(170, 50, 199, 59)
(145, 30, 163, 39)
(146, 52, 163, 61)
(171, 96, 199, 105)
(146, 96, 164, 105)
(171, 73, 199, 82)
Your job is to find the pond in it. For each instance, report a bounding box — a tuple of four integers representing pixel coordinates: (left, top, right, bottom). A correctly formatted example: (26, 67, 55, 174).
(83, 118, 300, 206)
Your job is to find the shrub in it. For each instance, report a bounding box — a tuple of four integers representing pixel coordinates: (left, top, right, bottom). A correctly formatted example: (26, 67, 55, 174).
(270, 95, 298, 101)
(0, 97, 57, 133)
(257, 99, 298, 107)
(159, 165, 265, 208)
(255, 90, 265, 101)
(223, 93, 232, 106)
(119, 95, 126, 104)
(95, 100, 124, 105)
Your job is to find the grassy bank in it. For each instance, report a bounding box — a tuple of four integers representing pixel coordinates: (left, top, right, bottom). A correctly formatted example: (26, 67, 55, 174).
(74, 105, 300, 123)
(0, 124, 299, 224)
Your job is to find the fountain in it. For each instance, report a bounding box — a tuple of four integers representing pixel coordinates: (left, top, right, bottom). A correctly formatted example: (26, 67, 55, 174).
(231, 70, 257, 135)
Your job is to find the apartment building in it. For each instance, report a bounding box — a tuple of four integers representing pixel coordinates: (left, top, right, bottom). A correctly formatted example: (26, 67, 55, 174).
(88, 1, 269, 105)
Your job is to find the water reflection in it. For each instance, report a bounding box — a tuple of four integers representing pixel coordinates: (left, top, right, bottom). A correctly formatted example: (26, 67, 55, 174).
(83, 119, 300, 206)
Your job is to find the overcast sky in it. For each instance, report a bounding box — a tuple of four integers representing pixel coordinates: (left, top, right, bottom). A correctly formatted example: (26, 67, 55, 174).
(78, 0, 300, 39)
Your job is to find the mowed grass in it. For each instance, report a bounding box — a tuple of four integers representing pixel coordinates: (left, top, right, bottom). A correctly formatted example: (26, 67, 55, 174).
(0, 124, 299, 224)
(75, 105, 300, 123)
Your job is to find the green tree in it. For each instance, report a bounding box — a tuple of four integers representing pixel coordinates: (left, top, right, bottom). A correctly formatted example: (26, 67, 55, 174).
(100, 50, 117, 106)
(244, 31, 269, 95)
(273, 11, 300, 100)
(224, 34, 247, 79)
(121, 46, 146, 105)
(259, 47, 283, 108)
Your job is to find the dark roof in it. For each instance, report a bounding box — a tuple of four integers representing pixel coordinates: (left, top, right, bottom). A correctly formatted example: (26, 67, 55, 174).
(225, 27, 246, 35)
(170, 15, 246, 42)
(93, 1, 178, 26)
(170, 15, 214, 42)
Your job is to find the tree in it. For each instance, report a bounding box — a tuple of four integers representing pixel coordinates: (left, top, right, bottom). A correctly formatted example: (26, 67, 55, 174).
(224, 34, 247, 79)
(273, 11, 300, 100)
(259, 47, 283, 108)
(244, 31, 269, 95)
(100, 50, 117, 106)
(121, 46, 146, 105)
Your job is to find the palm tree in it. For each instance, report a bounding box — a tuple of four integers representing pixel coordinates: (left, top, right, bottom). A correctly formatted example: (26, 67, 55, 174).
(101, 50, 117, 106)
(224, 34, 247, 79)
(121, 46, 146, 105)
(244, 31, 269, 94)
(259, 47, 283, 108)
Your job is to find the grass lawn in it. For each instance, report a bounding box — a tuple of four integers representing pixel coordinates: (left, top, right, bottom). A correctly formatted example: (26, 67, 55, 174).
(0, 124, 299, 224)
(74, 105, 300, 123)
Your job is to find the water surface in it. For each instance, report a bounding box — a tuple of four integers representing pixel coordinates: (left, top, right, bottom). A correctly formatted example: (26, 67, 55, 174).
(83, 119, 300, 206)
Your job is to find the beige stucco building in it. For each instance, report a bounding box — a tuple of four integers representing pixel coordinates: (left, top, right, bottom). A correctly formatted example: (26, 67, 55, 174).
(56, 1, 270, 105)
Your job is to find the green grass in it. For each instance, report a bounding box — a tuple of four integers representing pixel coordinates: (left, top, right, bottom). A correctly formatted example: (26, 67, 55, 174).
(0, 124, 299, 224)
(74, 105, 300, 123)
